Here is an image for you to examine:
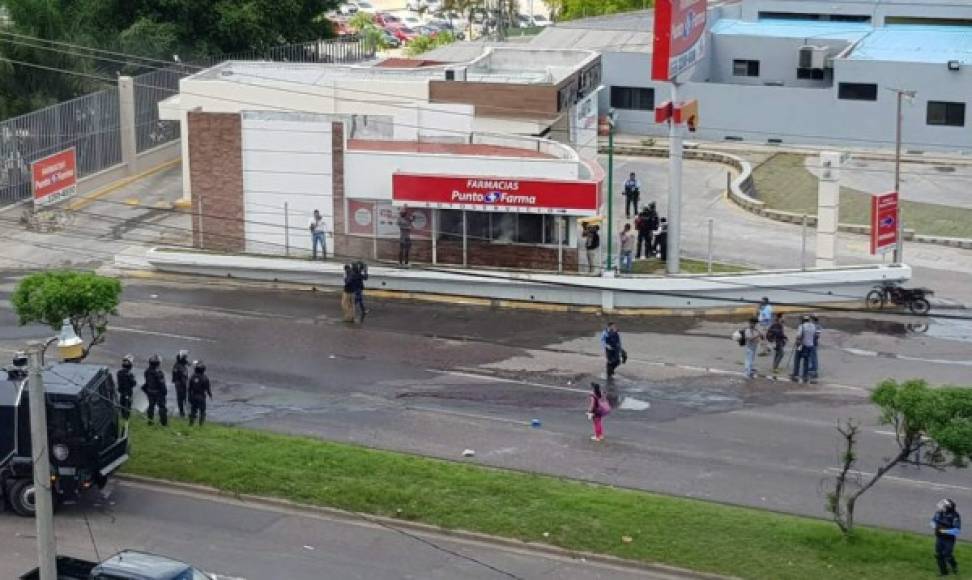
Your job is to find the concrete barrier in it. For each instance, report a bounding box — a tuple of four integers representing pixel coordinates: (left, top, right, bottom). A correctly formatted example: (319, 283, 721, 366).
(144, 248, 912, 312)
(607, 144, 971, 250)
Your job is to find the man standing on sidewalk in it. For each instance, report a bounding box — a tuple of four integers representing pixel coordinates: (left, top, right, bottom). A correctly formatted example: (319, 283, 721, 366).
(309, 209, 328, 260)
(766, 313, 788, 378)
(623, 172, 640, 218)
(742, 317, 762, 379)
(619, 224, 634, 273)
(757, 297, 773, 355)
(582, 223, 600, 274)
(396, 207, 414, 266)
(791, 315, 816, 383)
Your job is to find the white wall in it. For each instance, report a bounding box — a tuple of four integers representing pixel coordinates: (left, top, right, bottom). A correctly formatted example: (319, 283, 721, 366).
(241, 112, 334, 255)
(345, 150, 582, 201)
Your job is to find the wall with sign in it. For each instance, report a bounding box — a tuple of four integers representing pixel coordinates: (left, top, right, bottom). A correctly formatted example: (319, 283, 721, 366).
(32, 149, 78, 207)
(241, 112, 333, 255)
(345, 150, 581, 203)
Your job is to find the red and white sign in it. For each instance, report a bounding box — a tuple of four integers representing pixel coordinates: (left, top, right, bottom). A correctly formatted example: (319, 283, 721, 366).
(32, 148, 78, 207)
(392, 173, 599, 216)
(348, 199, 376, 235)
(651, 0, 707, 81)
(870, 191, 899, 254)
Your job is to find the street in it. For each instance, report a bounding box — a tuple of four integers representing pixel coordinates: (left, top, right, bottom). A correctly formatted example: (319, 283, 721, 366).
(0, 480, 661, 580)
(2, 272, 969, 536)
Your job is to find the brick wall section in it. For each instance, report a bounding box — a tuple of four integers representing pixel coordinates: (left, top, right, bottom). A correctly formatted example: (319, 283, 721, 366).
(331, 121, 348, 260)
(188, 112, 244, 252)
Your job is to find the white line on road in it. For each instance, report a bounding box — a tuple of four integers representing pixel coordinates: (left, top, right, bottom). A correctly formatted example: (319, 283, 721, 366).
(841, 347, 972, 368)
(111, 326, 215, 342)
(404, 405, 529, 426)
(431, 369, 589, 394)
(825, 468, 972, 493)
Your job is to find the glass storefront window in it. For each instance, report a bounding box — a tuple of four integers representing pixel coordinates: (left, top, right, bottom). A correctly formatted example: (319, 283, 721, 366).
(436, 211, 570, 246)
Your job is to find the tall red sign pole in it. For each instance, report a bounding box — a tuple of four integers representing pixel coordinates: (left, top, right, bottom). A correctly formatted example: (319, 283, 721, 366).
(652, 0, 707, 274)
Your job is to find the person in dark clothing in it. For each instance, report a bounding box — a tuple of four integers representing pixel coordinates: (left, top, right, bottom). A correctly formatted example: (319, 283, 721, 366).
(932, 498, 961, 576)
(349, 261, 369, 322)
(766, 313, 788, 378)
(396, 208, 414, 266)
(172, 350, 190, 418)
(341, 264, 355, 323)
(187, 361, 213, 426)
(623, 172, 640, 218)
(634, 209, 651, 259)
(142, 354, 168, 426)
(654, 217, 668, 261)
(116, 355, 136, 420)
(582, 224, 601, 274)
(600, 322, 624, 379)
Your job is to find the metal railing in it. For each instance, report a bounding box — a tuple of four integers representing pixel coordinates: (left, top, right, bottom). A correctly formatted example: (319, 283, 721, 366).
(0, 88, 122, 205)
(1, 37, 376, 205)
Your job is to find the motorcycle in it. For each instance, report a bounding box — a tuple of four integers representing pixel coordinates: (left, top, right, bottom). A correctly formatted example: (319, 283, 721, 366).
(865, 282, 933, 315)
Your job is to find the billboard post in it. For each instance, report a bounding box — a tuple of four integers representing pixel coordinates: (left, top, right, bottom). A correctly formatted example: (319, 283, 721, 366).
(652, 0, 707, 274)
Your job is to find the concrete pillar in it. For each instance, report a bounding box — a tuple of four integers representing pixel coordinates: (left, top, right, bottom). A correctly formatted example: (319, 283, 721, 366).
(815, 151, 841, 269)
(117, 76, 137, 176)
(178, 109, 193, 206)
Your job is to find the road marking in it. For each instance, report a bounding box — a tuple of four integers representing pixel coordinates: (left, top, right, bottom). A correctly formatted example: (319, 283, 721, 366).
(431, 369, 589, 394)
(825, 468, 972, 493)
(404, 405, 528, 426)
(111, 326, 214, 342)
(841, 347, 972, 368)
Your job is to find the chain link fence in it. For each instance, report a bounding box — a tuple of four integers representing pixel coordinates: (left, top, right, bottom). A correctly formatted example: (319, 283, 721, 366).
(1, 38, 376, 206)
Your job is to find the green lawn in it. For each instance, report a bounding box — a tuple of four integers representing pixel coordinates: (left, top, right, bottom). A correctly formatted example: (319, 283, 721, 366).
(631, 257, 749, 274)
(751, 153, 972, 238)
(124, 420, 968, 580)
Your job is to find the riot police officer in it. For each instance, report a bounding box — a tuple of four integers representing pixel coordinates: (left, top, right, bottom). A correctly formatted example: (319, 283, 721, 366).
(932, 498, 961, 576)
(142, 354, 168, 426)
(116, 355, 136, 420)
(172, 350, 190, 417)
(188, 361, 212, 426)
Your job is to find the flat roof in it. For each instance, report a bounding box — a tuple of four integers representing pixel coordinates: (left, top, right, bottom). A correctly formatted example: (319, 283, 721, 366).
(847, 25, 972, 64)
(711, 18, 872, 41)
(348, 139, 556, 158)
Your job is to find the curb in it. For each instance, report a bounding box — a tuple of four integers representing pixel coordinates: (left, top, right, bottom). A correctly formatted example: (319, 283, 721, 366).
(116, 268, 866, 317)
(608, 145, 972, 251)
(116, 474, 735, 580)
(64, 158, 181, 212)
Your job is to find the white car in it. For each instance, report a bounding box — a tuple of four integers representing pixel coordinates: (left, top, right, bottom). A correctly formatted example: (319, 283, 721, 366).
(400, 14, 424, 27)
(531, 13, 551, 27)
(355, 1, 377, 14)
(338, 3, 358, 15)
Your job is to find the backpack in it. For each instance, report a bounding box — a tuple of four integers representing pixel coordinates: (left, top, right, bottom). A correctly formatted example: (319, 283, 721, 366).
(732, 329, 747, 347)
(597, 397, 612, 416)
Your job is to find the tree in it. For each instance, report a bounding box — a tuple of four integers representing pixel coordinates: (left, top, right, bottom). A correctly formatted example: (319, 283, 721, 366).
(826, 379, 972, 535)
(443, 0, 482, 39)
(406, 31, 456, 57)
(11, 271, 122, 360)
(347, 12, 388, 53)
(546, 0, 652, 22)
(0, 0, 338, 119)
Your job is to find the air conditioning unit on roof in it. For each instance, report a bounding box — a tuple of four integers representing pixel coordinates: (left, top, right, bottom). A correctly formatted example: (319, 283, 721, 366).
(445, 67, 467, 81)
(799, 45, 829, 69)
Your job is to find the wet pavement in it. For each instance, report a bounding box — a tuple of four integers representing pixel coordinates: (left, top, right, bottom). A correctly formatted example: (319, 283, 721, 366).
(2, 272, 970, 535)
(0, 481, 664, 580)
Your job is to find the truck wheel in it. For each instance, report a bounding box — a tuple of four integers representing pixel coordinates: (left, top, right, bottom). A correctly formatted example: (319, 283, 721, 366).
(9, 479, 36, 517)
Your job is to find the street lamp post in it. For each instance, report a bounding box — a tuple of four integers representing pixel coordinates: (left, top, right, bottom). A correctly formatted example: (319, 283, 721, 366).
(26, 320, 86, 580)
(605, 109, 616, 273)
(889, 88, 916, 264)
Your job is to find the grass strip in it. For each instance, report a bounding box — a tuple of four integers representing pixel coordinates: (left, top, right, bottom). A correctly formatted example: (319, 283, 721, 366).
(125, 420, 968, 580)
(751, 153, 972, 239)
(631, 257, 748, 275)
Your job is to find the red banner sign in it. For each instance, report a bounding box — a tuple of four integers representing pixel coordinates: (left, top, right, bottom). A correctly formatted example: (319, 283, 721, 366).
(392, 173, 599, 215)
(347, 199, 376, 235)
(652, 0, 708, 81)
(32, 148, 78, 207)
(870, 191, 899, 254)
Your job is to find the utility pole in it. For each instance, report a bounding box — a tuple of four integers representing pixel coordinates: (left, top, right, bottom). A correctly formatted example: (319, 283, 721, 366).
(890, 88, 916, 264)
(606, 109, 616, 273)
(667, 80, 683, 274)
(27, 340, 58, 580)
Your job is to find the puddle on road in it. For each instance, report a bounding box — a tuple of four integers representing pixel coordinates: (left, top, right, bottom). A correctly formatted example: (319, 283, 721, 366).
(923, 317, 972, 344)
(619, 396, 651, 411)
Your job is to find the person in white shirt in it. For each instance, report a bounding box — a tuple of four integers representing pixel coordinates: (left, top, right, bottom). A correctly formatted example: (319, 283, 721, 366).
(309, 209, 327, 260)
(757, 297, 773, 355)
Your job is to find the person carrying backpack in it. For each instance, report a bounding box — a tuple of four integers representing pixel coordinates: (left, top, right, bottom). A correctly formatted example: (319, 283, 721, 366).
(736, 317, 762, 379)
(586, 382, 611, 442)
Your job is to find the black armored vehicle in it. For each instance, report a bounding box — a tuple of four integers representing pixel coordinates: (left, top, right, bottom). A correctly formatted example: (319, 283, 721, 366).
(1, 356, 129, 516)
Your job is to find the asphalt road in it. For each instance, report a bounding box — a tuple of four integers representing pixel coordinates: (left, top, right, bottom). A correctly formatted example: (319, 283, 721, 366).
(0, 481, 662, 580)
(1, 273, 969, 535)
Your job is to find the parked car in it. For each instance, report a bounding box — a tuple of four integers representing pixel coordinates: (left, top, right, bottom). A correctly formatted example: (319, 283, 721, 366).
(1, 360, 129, 517)
(400, 14, 423, 27)
(355, 1, 377, 14)
(425, 0, 443, 12)
(374, 11, 401, 27)
(380, 31, 401, 48)
(391, 25, 419, 42)
(532, 13, 552, 27)
(515, 14, 533, 28)
(416, 25, 439, 38)
(338, 2, 358, 15)
(20, 550, 244, 580)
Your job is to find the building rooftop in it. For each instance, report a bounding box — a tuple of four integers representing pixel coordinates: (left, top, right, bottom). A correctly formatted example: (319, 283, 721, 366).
(847, 25, 972, 64)
(348, 139, 556, 158)
(711, 18, 873, 41)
